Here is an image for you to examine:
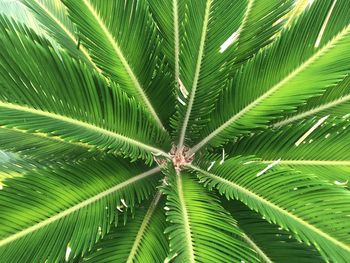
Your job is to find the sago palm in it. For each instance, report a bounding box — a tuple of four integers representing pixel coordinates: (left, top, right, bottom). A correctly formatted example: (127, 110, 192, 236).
(0, 0, 349, 262)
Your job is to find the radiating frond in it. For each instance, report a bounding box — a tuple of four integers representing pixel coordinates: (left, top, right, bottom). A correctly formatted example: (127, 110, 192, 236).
(0, 126, 101, 163)
(226, 0, 294, 68)
(82, 192, 168, 263)
(147, 0, 184, 77)
(273, 74, 350, 127)
(193, 0, 350, 153)
(173, 0, 247, 145)
(224, 200, 323, 263)
(190, 156, 350, 262)
(62, 0, 175, 129)
(162, 167, 259, 262)
(20, 0, 100, 72)
(226, 116, 350, 186)
(1, 0, 349, 261)
(0, 156, 160, 262)
(0, 16, 170, 164)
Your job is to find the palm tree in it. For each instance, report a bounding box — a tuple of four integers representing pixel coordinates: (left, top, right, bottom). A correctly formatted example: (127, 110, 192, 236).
(0, 0, 349, 262)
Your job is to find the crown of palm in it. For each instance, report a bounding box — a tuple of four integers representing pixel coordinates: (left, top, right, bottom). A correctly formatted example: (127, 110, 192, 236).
(0, 0, 349, 262)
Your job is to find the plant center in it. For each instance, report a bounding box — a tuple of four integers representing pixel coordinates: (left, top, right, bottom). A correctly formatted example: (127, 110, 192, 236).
(169, 145, 195, 172)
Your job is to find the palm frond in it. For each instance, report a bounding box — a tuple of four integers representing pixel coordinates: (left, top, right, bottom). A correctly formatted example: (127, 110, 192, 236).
(192, 0, 350, 152)
(0, 16, 170, 164)
(190, 156, 350, 262)
(0, 0, 43, 33)
(0, 156, 160, 262)
(162, 167, 259, 262)
(81, 192, 168, 263)
(147, 0, 184, 77)
(20, 0, 100, 72)
(282, 0, 312, 29)
(173, 0, 247, 145)
(0, 150, 81, 188)
(62, 0, 175, 129)
(273, 74, 350, 127)
(227, 116, 350, 185)
(224, 200, 323, 263)
(0, 126, 101, 163)
(1, 0, 349, 261)
(227, 0, 294, 68)
(0, 151, 41, 187)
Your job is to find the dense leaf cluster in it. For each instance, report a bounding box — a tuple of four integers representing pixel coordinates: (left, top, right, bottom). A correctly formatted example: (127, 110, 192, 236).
(0, 0, 349, 262)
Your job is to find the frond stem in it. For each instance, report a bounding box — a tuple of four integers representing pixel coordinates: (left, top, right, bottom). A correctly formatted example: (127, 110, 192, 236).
(173, 0, 180, 88)
(241, 233, 273, 263)
(262, 160, 350, 166)
(0, 101, 168, 158)
(190, 23, 350, 154)
(82, 0, 166, 130)
(0, 167, 160, 247)
(178, 0, 212, 147)
(176, 171, 195, 262)
(126, 191, 162, 263)
(272, 93, 350, 127)
(188, 164, 350, 253)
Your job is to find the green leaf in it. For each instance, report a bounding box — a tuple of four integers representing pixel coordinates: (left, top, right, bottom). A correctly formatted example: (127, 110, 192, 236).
(273, 74, 350, 127)
(0, 151, 40, 188)
(0, 0, 43, 34)
(20, 0, 100, 72)
(227, 0, 294, 68)
(62, 0, 175, 129)
(173, 0, 247, 145)
(191, 156, 350, 262)
(0, 16, 170, 164)
(81, 192, 168, 263)
(162, 168, 259, 263)
(0, 156, 160, 262)
(0, 126, 100, 163)
(227, 116, 350, 185)
(193, 0, 350, 152)
(282, 0, 311, 29)
(224, 200, 323, 263)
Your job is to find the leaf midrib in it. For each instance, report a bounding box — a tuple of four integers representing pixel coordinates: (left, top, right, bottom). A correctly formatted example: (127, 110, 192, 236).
(191, 23, 350, 153)
(33, 0, 101, 74)
(177, 173, 195, 263)
(190, 165, 350, 253)
(273, 93, 350, 127)
(126, 191, 162, 263)
(178, 0, 212, 147)
(0, 101, 168, 157)
(173, 0, 179, 88)
(0, 167, 160, 247)
(81, 0, 165, 130)
(241, 233, 273, 263)
(263, 160, 350, 166)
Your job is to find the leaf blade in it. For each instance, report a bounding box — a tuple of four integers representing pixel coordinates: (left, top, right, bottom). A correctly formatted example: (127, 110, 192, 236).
(191, 156, 350, 262)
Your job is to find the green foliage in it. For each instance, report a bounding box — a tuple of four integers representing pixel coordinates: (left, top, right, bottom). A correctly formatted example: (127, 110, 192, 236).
(197, 0, 350, 150)
(162, 168, 259, 262)
(227, 116, 350, 186)
(82, 193, 168, 263)
(223, 200, 323, 263)
(192, 155, 350, 262)
(0, 0, 349, 262)
(0, 156, 160, 262)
